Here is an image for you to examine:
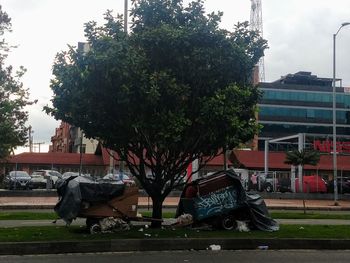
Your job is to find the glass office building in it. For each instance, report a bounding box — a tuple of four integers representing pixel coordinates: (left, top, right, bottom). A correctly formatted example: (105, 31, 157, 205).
(258, 71, 350, 150)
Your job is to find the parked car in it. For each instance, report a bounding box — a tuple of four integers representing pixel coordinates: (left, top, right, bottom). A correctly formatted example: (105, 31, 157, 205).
(338, 178, 350, 194)
(32, 170, 62, 188)
(28, 173, 48, 189)
(327, 177, 350, 194)
(279, 177, 292, 193)
(103, 173, 135, 185)
(62, 172, 91, 180)
(3, 171, 31, 190)
(256, 173, 279, 192)
(295, 175, 327, 193)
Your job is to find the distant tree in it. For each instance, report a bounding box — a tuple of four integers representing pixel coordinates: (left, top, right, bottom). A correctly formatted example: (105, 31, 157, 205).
(0, 5, 34, 159)
(46, 0, 267, 226)
(284, 149, 320, 192)
(284, 149, 320, 167)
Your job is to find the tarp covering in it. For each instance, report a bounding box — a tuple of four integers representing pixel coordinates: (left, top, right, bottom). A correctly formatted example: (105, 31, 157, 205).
(246, 193, 279, 231)
(176, 170, 279, 232)
(55, 175, 125, 224)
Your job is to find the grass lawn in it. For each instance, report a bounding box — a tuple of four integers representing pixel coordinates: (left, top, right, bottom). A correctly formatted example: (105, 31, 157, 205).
(0, 224, 350, 242)
(1, 211, 350, 220)
(0, 212, 57, 220)
(1, 211, 350, 242)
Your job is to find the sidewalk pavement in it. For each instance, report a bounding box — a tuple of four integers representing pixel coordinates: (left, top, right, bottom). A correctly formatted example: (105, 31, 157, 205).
(1, 196, 350, 210)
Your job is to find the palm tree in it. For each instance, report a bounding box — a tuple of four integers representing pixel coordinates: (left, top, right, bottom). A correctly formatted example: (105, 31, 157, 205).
(284, 149, 320, 192)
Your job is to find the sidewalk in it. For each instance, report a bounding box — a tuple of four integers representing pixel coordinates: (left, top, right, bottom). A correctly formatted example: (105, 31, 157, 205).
(1, 196, 350, 210)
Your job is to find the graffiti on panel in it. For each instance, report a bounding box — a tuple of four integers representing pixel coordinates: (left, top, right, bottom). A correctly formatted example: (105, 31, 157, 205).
(195, 186, 239, 220)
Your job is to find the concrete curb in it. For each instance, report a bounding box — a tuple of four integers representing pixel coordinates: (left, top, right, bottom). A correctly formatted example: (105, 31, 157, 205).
(1, 238, 350, 255)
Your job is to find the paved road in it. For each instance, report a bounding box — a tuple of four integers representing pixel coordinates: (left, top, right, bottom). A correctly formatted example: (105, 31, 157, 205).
(1, 250, 350, 263)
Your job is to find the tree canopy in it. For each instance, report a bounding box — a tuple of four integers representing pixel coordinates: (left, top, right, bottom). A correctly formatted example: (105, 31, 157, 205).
(0, 5, 33, 159)
(284, 149, 321, 167)
(46, 0, 267, 225)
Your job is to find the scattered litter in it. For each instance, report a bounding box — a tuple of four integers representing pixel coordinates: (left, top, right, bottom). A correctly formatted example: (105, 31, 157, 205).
(208, 244, 221, 251)
(166, 214, 193, 228)
(99, 217, 130, 233)
(176, 214, 193, 226)
(236, 221, 250, 232)
(144, 233, 151, 237)
(184, 233, 188, 238)
(144, 224, 149, 229)
(299, 226, 304, 230)
(138, 228, 144, 232)
(258, 245, 269, 250)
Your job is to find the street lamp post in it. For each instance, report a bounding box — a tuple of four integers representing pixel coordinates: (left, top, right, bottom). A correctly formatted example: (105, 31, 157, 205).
(332, 22, 350, 205)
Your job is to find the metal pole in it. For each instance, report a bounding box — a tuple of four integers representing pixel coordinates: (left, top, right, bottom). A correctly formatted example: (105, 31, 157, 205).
(124, 0, 128, 33)
(110, 150, 114, 173)
(298, 133, 304, 193)
(223, 146, 227, 171)
(264, 140, 269, 175)
(79, 130, 83, 176)
(333, 33, 338, 205)
(332, 22, 350, 204)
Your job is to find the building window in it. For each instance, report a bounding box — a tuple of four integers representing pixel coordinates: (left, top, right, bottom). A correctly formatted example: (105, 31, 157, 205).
(307, 109, 315, 118)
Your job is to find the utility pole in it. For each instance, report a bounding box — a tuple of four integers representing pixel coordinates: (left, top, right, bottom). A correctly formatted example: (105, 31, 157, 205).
(28, 126, 33, 152)
(117, 0, 128, 176)
(79, 129, 83, 176)
(33, 142, 45, 153)
(124, 0, 128, 34)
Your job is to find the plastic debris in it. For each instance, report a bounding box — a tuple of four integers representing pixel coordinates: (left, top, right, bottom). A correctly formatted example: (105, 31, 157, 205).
(144, 233, 151, 237)
(236, 221, 250, 232)
(99, 217, 130, 233)
(208, 244, 221, 251)
(299, 226, 305, 230)
(176, 214, 193, 226)
(138, 228, 144, 232)
(258, 245, 269, 250)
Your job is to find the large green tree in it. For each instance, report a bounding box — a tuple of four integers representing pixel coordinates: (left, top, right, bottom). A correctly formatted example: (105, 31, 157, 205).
(46, 0, 267, 226)
(0, 6, 33, 159)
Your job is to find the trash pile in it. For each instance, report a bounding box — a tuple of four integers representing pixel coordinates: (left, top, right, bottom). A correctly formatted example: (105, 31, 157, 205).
(175, 170, 279, 232)
(54, 170, 278, 234)
(54, 174, 138, 228)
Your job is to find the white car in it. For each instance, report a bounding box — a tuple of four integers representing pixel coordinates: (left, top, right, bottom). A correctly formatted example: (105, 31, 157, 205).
(103, 173, 135, 185)
(32, 170, 62, 188)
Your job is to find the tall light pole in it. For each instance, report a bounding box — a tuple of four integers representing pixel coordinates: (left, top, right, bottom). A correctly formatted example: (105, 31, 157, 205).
(124, 0, 128, 34)
(333, 22, 350, 205)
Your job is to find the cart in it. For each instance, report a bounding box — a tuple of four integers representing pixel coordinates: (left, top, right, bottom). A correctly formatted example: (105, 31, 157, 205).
(176, 170, 279, 231)
(54, 175, 161, 233)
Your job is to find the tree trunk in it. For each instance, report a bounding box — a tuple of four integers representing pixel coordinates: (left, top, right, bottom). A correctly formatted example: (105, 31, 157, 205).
(298, 164, 303, 193)
(151, 196, 163, 228)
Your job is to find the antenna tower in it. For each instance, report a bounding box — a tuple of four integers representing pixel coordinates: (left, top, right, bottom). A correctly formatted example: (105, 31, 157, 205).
(250, 0, 265, 82)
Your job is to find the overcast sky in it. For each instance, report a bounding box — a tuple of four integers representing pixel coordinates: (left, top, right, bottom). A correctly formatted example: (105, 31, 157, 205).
(2, 0, 350, 153)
